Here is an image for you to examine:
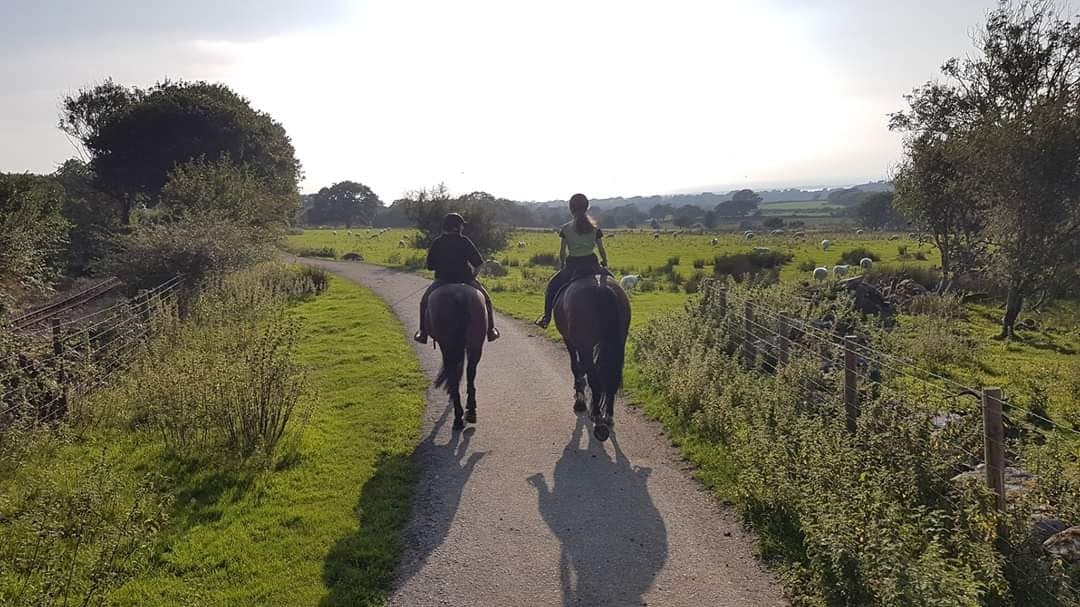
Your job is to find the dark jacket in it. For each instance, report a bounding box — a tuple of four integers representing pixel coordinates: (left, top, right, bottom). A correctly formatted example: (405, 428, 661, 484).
(426, 233, 483, 282)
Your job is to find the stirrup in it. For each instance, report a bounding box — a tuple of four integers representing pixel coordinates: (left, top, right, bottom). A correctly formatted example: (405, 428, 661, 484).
(413, 331, 428, 344)
(534, 316, 550, 329)
(487, 327, 500, 342)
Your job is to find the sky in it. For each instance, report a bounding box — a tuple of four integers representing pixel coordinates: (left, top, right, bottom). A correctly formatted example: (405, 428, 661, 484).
(1, 0, 1008, 201)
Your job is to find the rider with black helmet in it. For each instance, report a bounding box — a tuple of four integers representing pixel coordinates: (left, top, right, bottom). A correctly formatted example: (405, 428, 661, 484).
(414, 212, 500, 344)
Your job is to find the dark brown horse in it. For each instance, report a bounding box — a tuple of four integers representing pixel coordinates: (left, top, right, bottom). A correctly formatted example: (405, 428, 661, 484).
(554, 275, 631, 441)
(427, 283, 488, 429)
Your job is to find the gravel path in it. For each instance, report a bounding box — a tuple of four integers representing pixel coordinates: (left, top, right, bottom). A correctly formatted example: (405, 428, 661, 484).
(300, 259, 786, 607)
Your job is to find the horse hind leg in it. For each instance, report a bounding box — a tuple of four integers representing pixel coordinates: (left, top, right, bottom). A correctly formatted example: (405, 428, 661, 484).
(464, 346, 481, 424)
(566, 344, 587, 412)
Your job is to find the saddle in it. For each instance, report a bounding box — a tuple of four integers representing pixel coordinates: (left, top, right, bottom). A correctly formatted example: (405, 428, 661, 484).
(553, 271, 615, 307)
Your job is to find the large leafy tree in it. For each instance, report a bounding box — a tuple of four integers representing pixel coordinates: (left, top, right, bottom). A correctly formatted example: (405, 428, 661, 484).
(715, 190, 761, 216)
(854, 192, 906, 232)
(405, 185, 509, 255)
(305, 181, 382, 228)
(159, 157, 297, 229)
(890, 0, 1080, 336)
(60, 80, 301, 224)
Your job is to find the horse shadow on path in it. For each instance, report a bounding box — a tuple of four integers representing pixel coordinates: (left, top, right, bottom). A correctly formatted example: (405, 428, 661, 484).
(320, 403, 484, 606)
(528, 417, 668, 607)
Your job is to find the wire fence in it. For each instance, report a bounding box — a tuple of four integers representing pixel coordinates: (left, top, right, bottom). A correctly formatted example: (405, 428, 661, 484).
(0, 276, 183, 427)
(708, 284, 1079, 599)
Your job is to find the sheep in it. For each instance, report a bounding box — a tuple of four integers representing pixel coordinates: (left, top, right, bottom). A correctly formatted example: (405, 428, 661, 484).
(398, 239, 407, 248)
(859, 257, 874, 270)
(517, 241, 527, 249)
(908, 232, 917, 239)
(346, 230, 352, 235)
(770, 229, 785, 235)
(619, 275, 640, 290)
(745, 231, 755, 240)
(752, 246, 771, 254)
(653, 233, 661, 239)
(855, 229, 864, 235)
(710, 238, 719, 245)
(794, 231, 805, 238)
(834, 265, 850, 278)
(813, 267, 829, 281)
(672, 231, 681, 238)
(820, 239, 831, 251)
(888, 234, 900, 240)
(332, 230, 338, 235)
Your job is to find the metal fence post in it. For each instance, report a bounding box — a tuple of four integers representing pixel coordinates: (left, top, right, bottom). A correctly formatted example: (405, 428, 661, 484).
(843, 335, 859, 433)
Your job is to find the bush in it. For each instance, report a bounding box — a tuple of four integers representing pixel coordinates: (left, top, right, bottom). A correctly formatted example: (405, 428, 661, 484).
(341, 251, 363, 261)
(0, 173, 70, 314)
(914, 251, 928, 261)
(107, 214, 274, 291)
(296, 246, 337, 259)
(692, 258, 706, 269)
(529, 252, 559, 267)
(865, 265, 941, 291)
(685, 270, 705, 294)
(837, 247, 881, 266)
(712, 250, 793, 281)
(798, 260, 817, 272)
(405, 185, 510, 254)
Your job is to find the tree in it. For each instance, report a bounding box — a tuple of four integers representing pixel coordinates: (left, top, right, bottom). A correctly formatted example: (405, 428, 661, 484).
(51, 159, 123, 275)
(649, 218, 661, 230)
(305, 181, 382, 228)
(61, 80, 301, 223)
(702, 210, 718, 229)
(890, 0, 1080, 336)
(715, 190, 761, 216)
(648, 203, 673, 219)
(405, 185, 509, 255)
(826, 188, 869, 207)
(854, 192, 906, 231)
(763, 217, 785, 229)
(159, 157, 300, 230)
(0, 174, 70, 312)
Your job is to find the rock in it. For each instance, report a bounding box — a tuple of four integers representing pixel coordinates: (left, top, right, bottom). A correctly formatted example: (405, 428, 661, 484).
(1043, 526, 1080, 563)
(951, 464, 1037, 496)
(479, 260, 508, 277)
(1030, 513, 1069, 544)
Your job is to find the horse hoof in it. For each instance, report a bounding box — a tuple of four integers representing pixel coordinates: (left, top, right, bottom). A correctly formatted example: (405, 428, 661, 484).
(604, 415, 614, 427)
(593, 424, 610, 442)
(465, 410, 477, 424)
(573, 399, 587, 412)
(453, 417, 465, 430)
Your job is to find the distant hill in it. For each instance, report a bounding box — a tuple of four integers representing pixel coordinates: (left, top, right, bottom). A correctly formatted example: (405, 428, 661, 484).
(526, 181, 893, 210)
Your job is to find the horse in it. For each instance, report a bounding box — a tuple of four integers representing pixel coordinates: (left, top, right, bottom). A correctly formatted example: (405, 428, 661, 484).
(427, 283, 488, 429)
(553, 275, 631, 441)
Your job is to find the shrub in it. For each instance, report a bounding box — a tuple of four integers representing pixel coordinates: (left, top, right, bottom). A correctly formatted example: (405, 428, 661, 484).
(712, 251, 793, 281)
(837, 247, 881, 266)
(666, 256, 680, 267)
(798, 260, 817, 272)
(865, 264, 941, 291)
(341, 251, 363, 261)
(692, 258, 706, 269)
(405, 185, 510, 254)
(296, 246, 337, 259)
(907, 292, 965, 319)
(913, 251, 928, 261)
(685, 270, 705, 294)
(108, 214, 274, 291)
(0, 173, 70, 314)
(529, 252, 559, 267)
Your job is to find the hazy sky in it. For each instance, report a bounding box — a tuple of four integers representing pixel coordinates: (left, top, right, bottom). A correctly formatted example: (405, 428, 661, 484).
(2, 0, 1007, 201)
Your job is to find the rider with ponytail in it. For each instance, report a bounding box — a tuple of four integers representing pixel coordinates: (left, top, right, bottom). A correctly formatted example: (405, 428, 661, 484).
(535, 193, 611, 328)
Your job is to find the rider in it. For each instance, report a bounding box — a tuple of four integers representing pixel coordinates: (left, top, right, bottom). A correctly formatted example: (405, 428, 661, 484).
(534, 193, 611, 328)
(414, 212, 500, 344)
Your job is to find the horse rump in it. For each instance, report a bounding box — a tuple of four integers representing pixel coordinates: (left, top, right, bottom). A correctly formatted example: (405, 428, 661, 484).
(433, 292, 470, 391)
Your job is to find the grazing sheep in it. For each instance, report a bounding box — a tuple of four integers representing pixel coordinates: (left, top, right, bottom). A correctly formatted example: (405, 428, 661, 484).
(653, 233, 661, 239)
(346, 230, 352, 235)
(517, 241, 527, 249)
(834, 265, 850, 278)
(820, 239, 831, 251)
(752, 246, 771, 254)
(398, 239, 407, 248)
(813, 267, 829, 281)
(710, 238, 719, 245)
(855, 229, 864, 235)
(619, 275, 640, 290)
(745, 231, 755, 240)
(888, 234, 900, 240)
(479, 260, 507, 277)
(672, 231, 681, 238)
(794, 231, 805, 238)
(859, 257, 874, 270)
(332, 230, 338, 235)
(907, 232, 917, 239)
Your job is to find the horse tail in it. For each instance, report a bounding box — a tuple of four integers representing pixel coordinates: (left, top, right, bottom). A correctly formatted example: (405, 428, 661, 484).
(434, 293, 469, 391)
(595, 283, 626, 405)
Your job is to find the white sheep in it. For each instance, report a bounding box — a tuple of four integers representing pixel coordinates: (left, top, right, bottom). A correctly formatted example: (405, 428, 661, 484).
(888, 234, 899, 240)
(813, 267, 829, 281)
(855, 229, 864, 235)
(770, 229, 784, 235)
(834, 265, 850, 278)
(710, 238, 719, 245)
(619, 275, 640, 290)
(653, 233, 661, 239)
(859, 257, 874, 270)
(820, 239, 831, 251)
(794, 231, 805, 238)
(332, 230, 338, 235)
(745, 231, 755, 240)
(752, 246, 771, 254)
(398, 239, 407, 248)
(517, 241, 527, 249)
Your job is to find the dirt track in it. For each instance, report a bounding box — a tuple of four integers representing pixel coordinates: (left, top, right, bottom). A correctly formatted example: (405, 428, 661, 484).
(300, 258, 786, 607)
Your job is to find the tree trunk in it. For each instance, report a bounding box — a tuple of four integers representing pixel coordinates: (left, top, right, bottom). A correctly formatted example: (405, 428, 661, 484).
(999, 283, 1024, 339)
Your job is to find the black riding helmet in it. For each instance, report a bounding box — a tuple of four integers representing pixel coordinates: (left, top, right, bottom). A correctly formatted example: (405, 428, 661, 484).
(443, 212, 466, 232)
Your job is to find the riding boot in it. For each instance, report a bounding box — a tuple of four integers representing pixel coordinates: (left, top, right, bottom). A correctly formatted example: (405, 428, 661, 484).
(415, 290, 430, 344)
(535, 277, 558, 328)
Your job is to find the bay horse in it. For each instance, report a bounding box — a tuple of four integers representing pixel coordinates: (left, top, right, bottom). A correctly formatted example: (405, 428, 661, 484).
(554, 275, 631, 441)
(427, 284, 488, 429)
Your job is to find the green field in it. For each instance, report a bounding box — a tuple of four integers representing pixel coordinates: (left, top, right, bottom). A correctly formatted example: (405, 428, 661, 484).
(285, 228, 1080, 424)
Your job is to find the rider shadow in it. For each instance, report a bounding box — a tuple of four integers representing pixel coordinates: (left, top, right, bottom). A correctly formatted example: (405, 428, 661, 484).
(527, 417, 668, 606)
(320, 402, 484, 606)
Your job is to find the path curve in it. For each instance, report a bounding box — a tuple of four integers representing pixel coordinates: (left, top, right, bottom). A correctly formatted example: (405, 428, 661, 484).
(301, 259, 786, 607)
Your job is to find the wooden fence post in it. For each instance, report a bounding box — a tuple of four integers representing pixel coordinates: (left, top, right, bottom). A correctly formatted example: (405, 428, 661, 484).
(717, 286, 728, 318)
(777, 313, 790, 366)
(843, 335, 859, 433)
(51, 319, 68, 420)
(742, 301, 755, 368)
(982, 387, 1006, 514)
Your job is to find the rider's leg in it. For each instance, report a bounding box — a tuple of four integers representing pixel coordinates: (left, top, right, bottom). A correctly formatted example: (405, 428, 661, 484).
(470, 281, 500, 341)
(414, 281, 440, 343)
(536, 270, 565, 328)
